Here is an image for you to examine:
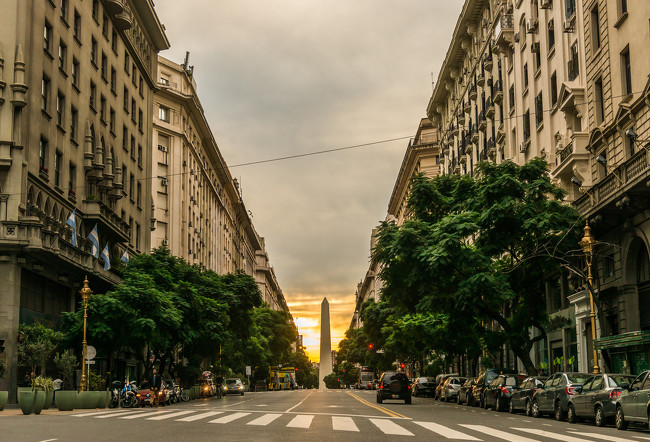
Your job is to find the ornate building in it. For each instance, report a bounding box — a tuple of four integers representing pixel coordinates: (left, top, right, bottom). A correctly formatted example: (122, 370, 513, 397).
(0, 0, 168, 399)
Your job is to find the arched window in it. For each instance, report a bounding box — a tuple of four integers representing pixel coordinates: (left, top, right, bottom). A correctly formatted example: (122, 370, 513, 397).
(638, 244, 650, 283)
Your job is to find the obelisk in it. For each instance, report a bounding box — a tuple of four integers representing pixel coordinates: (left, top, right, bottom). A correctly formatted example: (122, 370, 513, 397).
(319, 297, 332, 389)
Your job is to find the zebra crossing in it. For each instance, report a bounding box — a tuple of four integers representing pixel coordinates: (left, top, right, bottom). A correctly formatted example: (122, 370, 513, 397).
(69, 408, 650, 440)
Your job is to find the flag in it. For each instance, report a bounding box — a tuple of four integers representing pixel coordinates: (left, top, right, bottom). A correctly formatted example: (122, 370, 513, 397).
(100, 243, 111, 271)
(66, 210, 77, 247)
(121, 249, 129, 265)
(88, 224, 100, 258)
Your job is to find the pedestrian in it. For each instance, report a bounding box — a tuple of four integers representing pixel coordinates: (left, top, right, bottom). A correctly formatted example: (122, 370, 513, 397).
(151, 368, 162, 407)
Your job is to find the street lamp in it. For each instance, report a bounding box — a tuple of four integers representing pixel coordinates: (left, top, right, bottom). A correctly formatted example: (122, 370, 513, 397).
(79, 276, 93, 391)
(578, 222, 600, 374)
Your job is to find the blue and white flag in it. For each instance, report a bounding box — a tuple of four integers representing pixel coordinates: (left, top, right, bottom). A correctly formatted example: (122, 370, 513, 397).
(88, 224, 100, 258)
(66, 210, 77, 247)
(100, 243, 111, 271)
(121, 249, 129, 265)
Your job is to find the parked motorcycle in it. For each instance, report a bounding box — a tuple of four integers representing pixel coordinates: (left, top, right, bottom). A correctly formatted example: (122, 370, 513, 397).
(108, 380, 137, 408)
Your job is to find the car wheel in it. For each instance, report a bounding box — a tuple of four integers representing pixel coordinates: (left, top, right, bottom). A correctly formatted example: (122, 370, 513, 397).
(525, 399, 532, 417)
(595, 406, 605, 427)
(555, 401, 566, 421)
(615, 406, 628, 430)
(405, 397, 412, 405)
(376, 396, 383, 404)
(509, 398, 515, 414)
(567, 404, 577, 424)
(496, 397, 502, 412)
(532, 399, 541, 418)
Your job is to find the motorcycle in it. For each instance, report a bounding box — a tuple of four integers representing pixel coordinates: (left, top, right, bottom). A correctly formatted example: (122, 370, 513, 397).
(108, 381, 137, 408)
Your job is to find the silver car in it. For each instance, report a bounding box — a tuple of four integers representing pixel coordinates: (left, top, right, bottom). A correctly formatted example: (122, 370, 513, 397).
(567, 373, 634, 426)
(615, 370, 650, 430)
(440, 377, 467, 402)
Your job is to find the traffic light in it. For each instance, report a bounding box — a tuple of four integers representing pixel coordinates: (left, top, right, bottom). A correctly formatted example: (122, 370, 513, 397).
(368, 343, 373, 349)
(400, 363, 405, 369)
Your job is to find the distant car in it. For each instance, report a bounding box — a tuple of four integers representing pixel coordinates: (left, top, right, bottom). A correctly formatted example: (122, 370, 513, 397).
(471, 369, 518, 408)
(457, 377, 476, 405)
(484, 374, 527, 411)
(412, 377, 436, 397)
(532, 372, 591, 420)
(509, 376, 547, 415)
(223, 378, 245, 396)
(198, 379, 216, 398)
(377, 371, 412, 404)
(567, 373, 634, 426)
(616, 370, 650, 430)
(435, 374, 459, 400)
(440, 376, 467, 402)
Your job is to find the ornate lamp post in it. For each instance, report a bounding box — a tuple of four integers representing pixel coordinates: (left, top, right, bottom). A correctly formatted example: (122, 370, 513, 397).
(578, 222, 600, 374)
(79, 276, 93, 391)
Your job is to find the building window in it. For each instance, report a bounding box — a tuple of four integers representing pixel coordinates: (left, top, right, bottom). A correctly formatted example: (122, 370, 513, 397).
(565, 0, 576, 21)
(136, 182, 141, 208)
(111, 30, 118, 53)
(123, 87, 129, 111)
(102, 13, 109, 37)
(128, 217, 133, 242)
(509, 85, 515, 111)
(110, 67, 117, 92)
(139, 77, 144, 97)
(160, 75, 170, 86)
(122, 125, 128, 151)
(129, 174, 134, 200)
(70, 106, 78, 141)
(159, 106, 170, 122)
(621, 47, 632, 96)
(72, 57, 80, 89)
(122, 164, 127, 189)
(137, 144, 142, 168)
(60, 0, 68, 21)
(591, 4, 601, 51)
(568, 42, 579, 81)
(131, 98, 136, 122)
(69, 162, 76, 194)
(58, 40, 67, 71)
(138, 109, 143, 132)
(594, 77, 604, 124)
(124, 51, 130, 74)
(550, 71, 558, 107)
(534, 49, 542, 74)
(56, 91, 65, 127)
(130, 135, 136, 159)
(54, 151, 62, 187)
(92, 0, 99, 23)
(132, 64, 137, 84)
(39, 137, 48, 171)
(44, 20, 53, 53)
(535, 92, 543, 127)
(619, 0, 627, 16)
(101, 52, 108, 80)
(523, 110, 531, 141)
(523, 63, 529, 89)
(135, 223, 141, 250)
(100, 95, 106, 122)
(548, 20, 555, 50)
(73, 10, 81, 41)
(91, 37, 98, 66)
(41, 74, 50, 112)
(90, 81, 97, 110)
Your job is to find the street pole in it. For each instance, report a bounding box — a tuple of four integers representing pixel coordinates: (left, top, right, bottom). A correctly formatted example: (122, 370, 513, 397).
(79, 276, 93, 391)
(579, 222, 600, 374)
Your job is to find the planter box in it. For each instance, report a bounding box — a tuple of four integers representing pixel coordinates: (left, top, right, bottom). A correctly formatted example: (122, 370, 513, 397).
(33, 391, 46, 415)
(42, 390, 54, 409)
(55, 391, 78, 411)
(0, 391, 8, 411)
(78, 391, 100, 409)
(19, 391, 35, 415)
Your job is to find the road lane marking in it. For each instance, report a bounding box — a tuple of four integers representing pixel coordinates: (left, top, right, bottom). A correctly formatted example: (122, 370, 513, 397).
(176, 411, 224, 422)
(332, 416, 359, 432)
(632, 437, 650, 441)
(286, 414, 314, 428)
(247, 413, 282, 426)
(146, 410, 196, 420)
(118, 409, 174, 419)
(568, 431, 644, 442)
(209, 412, 251, 424)
(72, 410, 140, 417)
(285, 391, 314, 412)
(514, 428, 594, 441)
(460, 425, 538, 442)
(370, 418, 414, 436)
(345, 392, 408, 418)
(415, 422, 480, 440)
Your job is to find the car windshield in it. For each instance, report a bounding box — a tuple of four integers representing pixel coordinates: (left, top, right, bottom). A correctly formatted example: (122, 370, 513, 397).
(384, 372, 407, 382)
(225, 379, 240, 385)
(567, 373, 591, 384)
(486, 371, 499, 383)
(418, 378, 429, 383)
(608, 375, 635, 387)
(505, 376, 526, 386)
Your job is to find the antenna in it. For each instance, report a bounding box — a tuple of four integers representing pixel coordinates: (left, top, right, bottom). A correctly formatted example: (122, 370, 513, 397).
(183, 51, 191, 72)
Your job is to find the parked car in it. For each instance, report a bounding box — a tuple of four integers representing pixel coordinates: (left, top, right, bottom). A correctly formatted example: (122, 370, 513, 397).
(223, 378, 245, 396)
(532, 371, 591, 420)
(509, 376, 547, 415)
(471, 369, 518, 408)
(484, 374, 527, 411)
(457, 377, 476, 405)
(615, 370, 650, 430)
(412, 377, 436, 397)
(567, 373, 634, 426)
(377, 371, 412, 404)
(435, 374, 458, 400)
(440, 376, 467, 402)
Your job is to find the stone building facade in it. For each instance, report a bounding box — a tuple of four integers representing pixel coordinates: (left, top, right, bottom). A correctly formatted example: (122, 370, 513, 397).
(0, 0, 168, 398)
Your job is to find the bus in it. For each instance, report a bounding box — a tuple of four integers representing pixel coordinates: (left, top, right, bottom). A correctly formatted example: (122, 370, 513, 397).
(357, 366, 375, 390)
(269, 365, 296, 390)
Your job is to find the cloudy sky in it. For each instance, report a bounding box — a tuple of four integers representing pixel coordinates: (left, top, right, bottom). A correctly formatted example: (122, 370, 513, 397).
(153, 0, 464, 361)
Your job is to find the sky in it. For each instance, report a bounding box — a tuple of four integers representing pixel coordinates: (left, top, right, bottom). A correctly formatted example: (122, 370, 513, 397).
(153, 0, 464, 362)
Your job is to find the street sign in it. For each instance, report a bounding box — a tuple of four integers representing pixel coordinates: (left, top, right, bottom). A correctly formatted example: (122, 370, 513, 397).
(86, 345, 96, 360)
(245, 366, 251, 376)
(376, 349, 385, 354)
(87, 360, 96, 365)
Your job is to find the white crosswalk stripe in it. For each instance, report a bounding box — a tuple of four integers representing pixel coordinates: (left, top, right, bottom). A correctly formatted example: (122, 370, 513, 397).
(332, 416, 359, 432)
(515, 428, 595, 441)
(119, 409, 174, 419)
(72, 410, 140, 417)
(460, 425, 539, 442)
(176, 411, 224, 422)
(209, 412, 251, 424)
(247, 413, 282, 426)
(415, 421, 480, 440)
(286, 414, 314, 429)
(568, 431, 645, 442)
(146, 410, 196, 420)
(370, 418, 414, 436)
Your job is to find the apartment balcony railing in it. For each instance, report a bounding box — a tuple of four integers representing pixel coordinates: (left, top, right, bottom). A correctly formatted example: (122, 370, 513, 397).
(471, 125, 479, 143)
(469, 85, 477, 101)
(487, 137, 497, 160)
(493, 80, 503, 104)
(495, 14, 514, 48)
(483, 53, 493, 71)
(485, 97, 495, 119)
(458, 113, 466, 125)
(464, 100, 472, 114)
(478, 111, 487, 131)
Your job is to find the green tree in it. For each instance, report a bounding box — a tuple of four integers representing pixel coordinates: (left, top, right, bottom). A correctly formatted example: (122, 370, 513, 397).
(373, 159, 581, 374)
(323, 372, 341, 389)
(17, 321, 63, 376)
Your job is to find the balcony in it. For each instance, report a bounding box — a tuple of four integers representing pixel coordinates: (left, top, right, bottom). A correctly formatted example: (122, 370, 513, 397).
(469, 86, 477, 101)
(114, 6, 132, 31)
(478, 111, 487, 131)
(494, 14, 514, 48)
(551, 132, 589, 181)
(493, 80, 503, 104)
(485, 97, 495, 119)
(81, 199, 130, 243)
(477, 73, 485, 87)
(463, 100, 471, 114)
(104, 0, 124, 15)
(471, 126, 479, 144)
(487, 138, 497, 160)
(483, 53, 493, 71)
(458, 113, 465, 125)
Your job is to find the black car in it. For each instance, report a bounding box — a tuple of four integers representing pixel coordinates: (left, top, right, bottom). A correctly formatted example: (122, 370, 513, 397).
(412, 377, 436, 397)
(509, 376, 547, 415)
(471, 368, 518, 408)
(457, 377, 476, 405)
(377, 371, 412, 404)
(532, 371, 591, 420)
(567, 373, 634, 426)
(484, 374, 527, 411)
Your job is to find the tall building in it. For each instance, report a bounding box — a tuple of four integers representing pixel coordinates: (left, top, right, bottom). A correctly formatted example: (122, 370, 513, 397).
(0, 0, 168, 398)
(255, 238, 288, 312)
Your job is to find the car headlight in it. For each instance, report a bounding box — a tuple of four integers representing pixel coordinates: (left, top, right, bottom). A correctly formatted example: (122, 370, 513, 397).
(137, 394, 141, 397)
(238, 386, 243, 389)
(204, 387, 209, 391)
(224, 387, 228, 390)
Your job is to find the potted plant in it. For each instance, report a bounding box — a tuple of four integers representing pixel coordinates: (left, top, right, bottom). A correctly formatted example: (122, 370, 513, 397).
(53, 350, 78, 411)
(18, 387, 36, 415)
(31, 376, 48, 414)
(0, 357, 7, 411)
(34, 376, 55, 409)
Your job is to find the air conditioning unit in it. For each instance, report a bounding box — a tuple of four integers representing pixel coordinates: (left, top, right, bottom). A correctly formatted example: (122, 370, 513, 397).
(531, 42, 541, 53)
(540, 0, 552, 9)
(513, 32, 520, 43)
(161, 178, 168, 186)
(563, 20, 574, 33)
(162, 239, 169, 246)
(526, 19, 538, 34)
(157, 144, 167, 152)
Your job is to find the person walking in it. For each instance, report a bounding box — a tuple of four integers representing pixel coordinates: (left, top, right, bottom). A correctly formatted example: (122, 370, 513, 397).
(151, 368, 162, 407)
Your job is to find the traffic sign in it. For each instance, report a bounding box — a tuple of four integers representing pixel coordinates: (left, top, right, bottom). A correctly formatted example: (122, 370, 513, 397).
(87, 360, 96, 365)
(86, 346, 96, 360)
(245, 366, 251, 376)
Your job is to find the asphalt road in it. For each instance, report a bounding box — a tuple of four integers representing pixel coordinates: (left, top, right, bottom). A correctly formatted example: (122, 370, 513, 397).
(3, 389, 650, 441)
